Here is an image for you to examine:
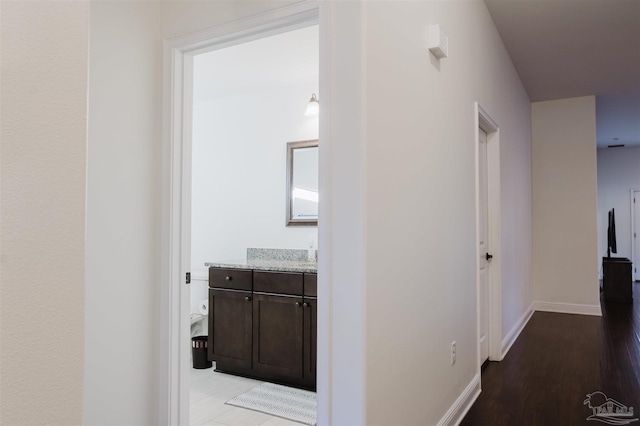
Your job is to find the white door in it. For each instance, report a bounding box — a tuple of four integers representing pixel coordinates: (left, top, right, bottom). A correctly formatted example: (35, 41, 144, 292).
(634, 190, 640, 281)
(478, 128, 490, 364)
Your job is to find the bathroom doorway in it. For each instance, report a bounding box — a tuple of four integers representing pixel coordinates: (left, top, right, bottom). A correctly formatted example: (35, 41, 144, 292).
(188, 24, 319, 424)
(160, 4, 320, 424)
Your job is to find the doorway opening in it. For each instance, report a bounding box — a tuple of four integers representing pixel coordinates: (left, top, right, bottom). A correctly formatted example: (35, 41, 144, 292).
(160, 5, 320, 424)
(189, 24, 319, 424)
(595, 92, 640, 289)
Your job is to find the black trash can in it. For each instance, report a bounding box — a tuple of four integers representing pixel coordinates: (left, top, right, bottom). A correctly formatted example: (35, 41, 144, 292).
(192, 336, 212, 369)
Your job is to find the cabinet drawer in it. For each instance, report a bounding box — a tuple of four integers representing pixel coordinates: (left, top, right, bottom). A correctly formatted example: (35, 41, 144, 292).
(209, 268, 252, 291)
(254, 271, 303, 296)
(304, 273, 317, 297)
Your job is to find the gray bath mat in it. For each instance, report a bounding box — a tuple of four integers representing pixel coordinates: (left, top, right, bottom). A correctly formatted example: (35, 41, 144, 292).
(226, 382, 317, 425)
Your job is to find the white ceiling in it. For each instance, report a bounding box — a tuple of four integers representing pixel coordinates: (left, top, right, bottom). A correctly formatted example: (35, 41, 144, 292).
(193, 25, 319, 103)
(484, 0, 640, 101)
(485, 0, 640, 147)
(596, 91, 640, 148)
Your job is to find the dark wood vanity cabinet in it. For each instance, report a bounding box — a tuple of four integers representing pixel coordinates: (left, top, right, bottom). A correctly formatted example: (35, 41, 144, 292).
(208, 267, 317, 390)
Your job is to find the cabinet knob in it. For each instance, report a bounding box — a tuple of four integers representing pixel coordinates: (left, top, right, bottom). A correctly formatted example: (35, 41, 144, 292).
(225, 276, 232, 281)
(245, 296, 251, 302)
(303, 302, 309, 308)
(295, 302, 301, 307)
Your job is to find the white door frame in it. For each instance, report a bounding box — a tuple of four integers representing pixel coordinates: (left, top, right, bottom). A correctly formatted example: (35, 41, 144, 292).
(159, 3, 319, 424)
(632, 189, 640, 281)
(475, 103, 502, 371)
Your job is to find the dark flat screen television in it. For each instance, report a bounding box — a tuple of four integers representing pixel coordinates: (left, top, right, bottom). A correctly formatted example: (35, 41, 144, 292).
(607, 208, 617, 258)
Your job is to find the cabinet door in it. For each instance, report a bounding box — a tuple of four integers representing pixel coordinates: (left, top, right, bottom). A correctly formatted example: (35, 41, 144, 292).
(252, 293, 303, 381)
(303, 298, 317, 389)
(208, 289, 252, 370)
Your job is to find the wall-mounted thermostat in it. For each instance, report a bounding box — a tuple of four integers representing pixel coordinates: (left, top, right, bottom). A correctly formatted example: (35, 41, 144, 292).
(428, 25, 448, 59)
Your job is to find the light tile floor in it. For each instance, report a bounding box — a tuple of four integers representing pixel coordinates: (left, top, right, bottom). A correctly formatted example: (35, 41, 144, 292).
(190, 364, 304, 426)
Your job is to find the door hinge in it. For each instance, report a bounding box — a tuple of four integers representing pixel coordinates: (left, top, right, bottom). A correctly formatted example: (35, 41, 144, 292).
(186, 272, 191, 284)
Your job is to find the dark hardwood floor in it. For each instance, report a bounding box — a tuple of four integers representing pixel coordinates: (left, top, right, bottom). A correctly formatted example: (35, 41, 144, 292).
(461, 282, 640, 425)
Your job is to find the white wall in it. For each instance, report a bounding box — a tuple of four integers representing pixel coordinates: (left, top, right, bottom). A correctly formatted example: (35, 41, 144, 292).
(0, 1, 88, 424)
(597, 146, 640, 263)
(531, 96, 601, 312)
(191, 84, 318, 277)
(357, 1, 532, 423)
(320, 2, 367, 423)
(84, 2, 162, 424)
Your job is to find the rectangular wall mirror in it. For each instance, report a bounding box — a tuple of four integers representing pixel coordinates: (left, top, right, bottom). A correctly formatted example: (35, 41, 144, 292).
(286, 140, 318, 226)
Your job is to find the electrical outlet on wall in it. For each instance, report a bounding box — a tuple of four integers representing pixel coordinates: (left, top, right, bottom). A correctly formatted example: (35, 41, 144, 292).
(451, 341, 456, 365)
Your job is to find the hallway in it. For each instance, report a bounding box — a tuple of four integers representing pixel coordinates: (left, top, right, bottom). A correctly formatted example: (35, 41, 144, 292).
(462, 282, 640, 425)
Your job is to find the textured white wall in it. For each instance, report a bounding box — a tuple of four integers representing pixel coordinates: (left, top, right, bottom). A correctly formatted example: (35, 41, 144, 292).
(597, 146, 640, 264)
(360, 1, 532, 423)
(0, 1, 88, 424)
(532, 96, 600, 309)
(84, 2, 162, 424)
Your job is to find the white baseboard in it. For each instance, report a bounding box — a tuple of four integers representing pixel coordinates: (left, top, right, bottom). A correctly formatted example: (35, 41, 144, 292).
(437, 373, 481, 426)
(501, 302, 534, 359)
(533, 301, 602, 316)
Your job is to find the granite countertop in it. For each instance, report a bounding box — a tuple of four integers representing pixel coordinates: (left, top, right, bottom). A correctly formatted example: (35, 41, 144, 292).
(205, 259, 317, 274)
(206, 248, 318, 273)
